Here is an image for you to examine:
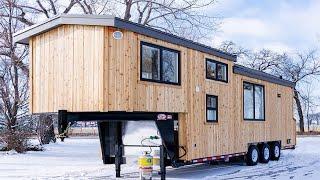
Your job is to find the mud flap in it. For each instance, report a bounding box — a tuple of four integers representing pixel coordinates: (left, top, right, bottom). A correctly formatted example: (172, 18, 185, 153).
(58, 110, 68, 141)
(155, 119, 178, 166)
(98, 121, 125, 165)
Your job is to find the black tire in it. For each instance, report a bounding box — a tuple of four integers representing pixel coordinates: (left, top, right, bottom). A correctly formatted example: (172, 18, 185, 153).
(246, 145, 259, 166)
(259, 143, 270, 163)
(270, 142, 281, 161)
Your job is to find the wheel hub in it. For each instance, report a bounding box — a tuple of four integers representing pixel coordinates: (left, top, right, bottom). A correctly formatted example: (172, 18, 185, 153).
(252, 149, 258, 162)
(264, 147, 270, 160)
(274, 146, 280, 158)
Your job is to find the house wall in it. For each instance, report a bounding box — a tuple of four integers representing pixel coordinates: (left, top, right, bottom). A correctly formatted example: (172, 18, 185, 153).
(103, 27, 189, 112)
(176, 47, 295, 160)
(29, 24, 296, 161)
(233, 75, 296, 151)
(29, 25, 104, 113)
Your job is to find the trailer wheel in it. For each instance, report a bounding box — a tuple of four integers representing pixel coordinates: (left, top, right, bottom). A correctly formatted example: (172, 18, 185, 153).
(246, 145, 259, 166)
(259, 143, 270, 163)
(270, 142, 281, 161)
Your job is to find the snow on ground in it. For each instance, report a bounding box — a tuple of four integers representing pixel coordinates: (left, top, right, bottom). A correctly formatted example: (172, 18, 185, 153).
(168, 136, 320, 180)
(0, 136, 319, 180)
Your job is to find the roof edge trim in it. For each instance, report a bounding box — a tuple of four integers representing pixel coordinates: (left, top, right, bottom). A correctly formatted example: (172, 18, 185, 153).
(233, 64, 295, 88)
(114, 18, 237, 61)
(13, 14, 236, 62)
(13, 14, 115, 44)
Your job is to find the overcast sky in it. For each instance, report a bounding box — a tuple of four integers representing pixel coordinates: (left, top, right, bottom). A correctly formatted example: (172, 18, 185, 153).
(211, 0, 320, 53)
(208, 0, 320, 111)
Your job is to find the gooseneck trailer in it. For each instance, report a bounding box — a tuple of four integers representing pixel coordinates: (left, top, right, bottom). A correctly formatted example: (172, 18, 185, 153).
(14, 14, 296, 179)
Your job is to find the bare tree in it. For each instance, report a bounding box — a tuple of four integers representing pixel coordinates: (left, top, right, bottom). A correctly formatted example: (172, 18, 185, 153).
(244, 50, 287, 71)
(274, 50, 320, 133)
(0, 0, 88, 147)
(219, 41, 250, 58)
(220, 41, 286, 71)
(0, 0, 220, 147)
(126, 0, 219, 40)
(13, 0, 219, 41)
(0, 0, 31, 152)
(300, 83, 319, 132)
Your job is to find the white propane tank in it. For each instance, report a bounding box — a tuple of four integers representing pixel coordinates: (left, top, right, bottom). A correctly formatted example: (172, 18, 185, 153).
(138, 151, 153, 180)
(152, 149, 160, 170)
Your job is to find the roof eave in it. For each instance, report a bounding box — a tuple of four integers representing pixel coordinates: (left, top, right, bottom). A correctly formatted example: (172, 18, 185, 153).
(13, 14, 115, 45)
(114, 18, 237, 62)
(13, 14, 236, 62)
(233, 64, 296, 88)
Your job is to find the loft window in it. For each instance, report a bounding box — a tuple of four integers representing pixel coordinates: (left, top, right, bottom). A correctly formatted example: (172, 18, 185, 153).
(243, 82, 265, 121)
(206, 95, 218, 122)
(140, 42, 180, 85)
(206, 59, 228, 82)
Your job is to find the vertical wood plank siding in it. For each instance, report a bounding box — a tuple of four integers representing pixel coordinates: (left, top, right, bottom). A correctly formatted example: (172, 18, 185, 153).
(30, 25, 296, 161)
(30, 25, 104, 113)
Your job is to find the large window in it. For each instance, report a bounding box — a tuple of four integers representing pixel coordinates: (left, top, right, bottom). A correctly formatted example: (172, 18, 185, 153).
(206, 59, 228, 82)
(141, 42, 180, 85)
(243, 82, 265, 121)
(206, 95, 218, 122)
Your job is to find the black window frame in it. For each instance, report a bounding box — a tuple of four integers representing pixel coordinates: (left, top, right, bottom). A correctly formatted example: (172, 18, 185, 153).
(206, 94, 218, 123)
(140, 41, 181, 85)
(205, 58, 228, 83)
(243, 81, 265, 121)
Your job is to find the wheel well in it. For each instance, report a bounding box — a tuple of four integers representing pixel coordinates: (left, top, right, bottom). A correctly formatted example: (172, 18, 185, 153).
(247, 141, 281, 150)
(267, 141, 281, 147)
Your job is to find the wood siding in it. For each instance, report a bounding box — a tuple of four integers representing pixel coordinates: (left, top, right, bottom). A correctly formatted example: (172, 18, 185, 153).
(29, 25, 296, 161)
(30, 25, 104, 113)
(104, 27, 188, 112)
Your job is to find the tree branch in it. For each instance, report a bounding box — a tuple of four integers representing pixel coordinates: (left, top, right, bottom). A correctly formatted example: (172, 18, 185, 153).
(36, 0, 50, 18)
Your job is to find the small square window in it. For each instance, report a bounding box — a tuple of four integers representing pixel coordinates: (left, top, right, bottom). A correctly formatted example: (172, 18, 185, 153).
(206, 59, 228, 83)
(206, 95, 218, 122)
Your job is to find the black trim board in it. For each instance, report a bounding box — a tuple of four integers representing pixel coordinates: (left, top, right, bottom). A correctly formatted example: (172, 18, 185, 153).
(63, 111, 178, 122)
(233, 64, 295, 88)
(114, 18, 237, 62)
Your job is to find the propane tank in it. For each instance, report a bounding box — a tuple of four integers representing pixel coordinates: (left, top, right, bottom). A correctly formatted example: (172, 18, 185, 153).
(138, 151, 153, 180)
(152, 149, 160, 170)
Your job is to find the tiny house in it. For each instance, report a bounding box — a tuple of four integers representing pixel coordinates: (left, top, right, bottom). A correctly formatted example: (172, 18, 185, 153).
(14, 14, 296, 179)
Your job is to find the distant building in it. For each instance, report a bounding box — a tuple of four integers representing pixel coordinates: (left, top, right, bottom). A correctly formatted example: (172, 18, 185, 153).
(308, 113, 320, 125)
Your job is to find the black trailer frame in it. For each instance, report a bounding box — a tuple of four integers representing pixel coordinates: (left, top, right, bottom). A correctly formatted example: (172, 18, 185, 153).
(57, 110, 180, 180)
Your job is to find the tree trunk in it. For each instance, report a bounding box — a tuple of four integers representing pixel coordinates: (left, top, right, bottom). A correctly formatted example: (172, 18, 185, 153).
(39, 114, 56, 144)
(294, 89, 304, 133)
(123, 0, 133, 20)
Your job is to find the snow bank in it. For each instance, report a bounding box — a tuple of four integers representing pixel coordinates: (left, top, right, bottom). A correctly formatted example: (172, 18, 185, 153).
(0, 136, 319, 179)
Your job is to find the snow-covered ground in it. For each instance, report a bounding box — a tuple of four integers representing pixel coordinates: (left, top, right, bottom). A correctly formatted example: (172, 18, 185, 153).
(0, 136, 319, 180)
